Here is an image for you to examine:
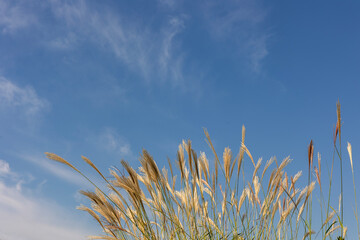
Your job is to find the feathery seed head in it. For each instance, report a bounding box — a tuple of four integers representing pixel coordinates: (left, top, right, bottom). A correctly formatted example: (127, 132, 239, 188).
(347, 142, 353, 172)
(223, 147, 232, 181)
(337, 100, 341, 139)
(45, 152, 80, 173)
(308, 140, 314, 170)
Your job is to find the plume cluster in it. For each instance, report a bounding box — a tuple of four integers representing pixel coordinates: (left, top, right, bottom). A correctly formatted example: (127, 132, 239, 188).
(45, 102, 358, 239)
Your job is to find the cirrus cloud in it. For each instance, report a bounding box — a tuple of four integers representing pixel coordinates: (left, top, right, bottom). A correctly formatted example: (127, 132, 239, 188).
(0, 76, 50, 116)
(0, 0, 37, 34)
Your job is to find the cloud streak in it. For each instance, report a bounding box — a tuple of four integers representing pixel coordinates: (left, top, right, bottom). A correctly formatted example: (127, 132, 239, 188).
(202, 0, 270, 72)
(21, 154, 88, 187)
(0, 76, 49, 116)
(157, 0, 177, 9)
(0, 0, 37, 34)
(97, 128, 133, 157)
(49, 0, 189, 85)
(0, 159, 10, 175)
(1, 0, 270, 89)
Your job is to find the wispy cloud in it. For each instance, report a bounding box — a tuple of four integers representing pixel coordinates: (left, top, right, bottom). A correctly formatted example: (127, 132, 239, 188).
(202, 0, 270, 72)
(0, 159, 33, 191)
(0, 160, 95, 240)
(21, 154, 88, 187)
(157, 0, 178, 9)
(97, 128, 133, 157)
(0, 159, 10, 175)
(0, 0, 37, 34)
(49, 0, 189, 85)
(0, 76, 50, 116)
(159, 16, 186, 85)
(248, 34, 269, 72)
(1, 0, 202, 90)
(47, 32, 77, 50)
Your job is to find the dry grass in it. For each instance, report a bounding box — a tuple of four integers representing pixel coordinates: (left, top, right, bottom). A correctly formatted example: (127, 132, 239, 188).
(46, 102, 358, 240)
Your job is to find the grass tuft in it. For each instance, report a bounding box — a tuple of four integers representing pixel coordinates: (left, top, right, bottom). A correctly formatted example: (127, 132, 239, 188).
(46, 102, 359, 239)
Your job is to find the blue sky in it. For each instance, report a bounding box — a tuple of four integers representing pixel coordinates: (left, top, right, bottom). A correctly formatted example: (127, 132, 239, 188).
(1, 0, 360, 239)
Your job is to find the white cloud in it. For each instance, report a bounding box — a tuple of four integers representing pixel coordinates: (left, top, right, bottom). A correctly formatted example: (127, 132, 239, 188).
(98, 128, 132, 157)
(0, 176, 95, 240)
(47, 32, 77, 50)
(49, 0, 189, 85)
(0, 0, 37, 34)
(0, 0, 198, 89)
(248, 34, 269, 73)
(21, 154, 89, 187)
(0, 159, 10, 175)
(0, 77, 49, 116)
(0, 159, 33, 191)
(159, 16, 186, 84)
(202, 0, 270, 72)
(157, 0, 178, 9)
(0, 159, 97, 240)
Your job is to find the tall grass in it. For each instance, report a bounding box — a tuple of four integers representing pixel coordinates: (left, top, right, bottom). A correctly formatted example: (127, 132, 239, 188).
(46, 102, 358, 239)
